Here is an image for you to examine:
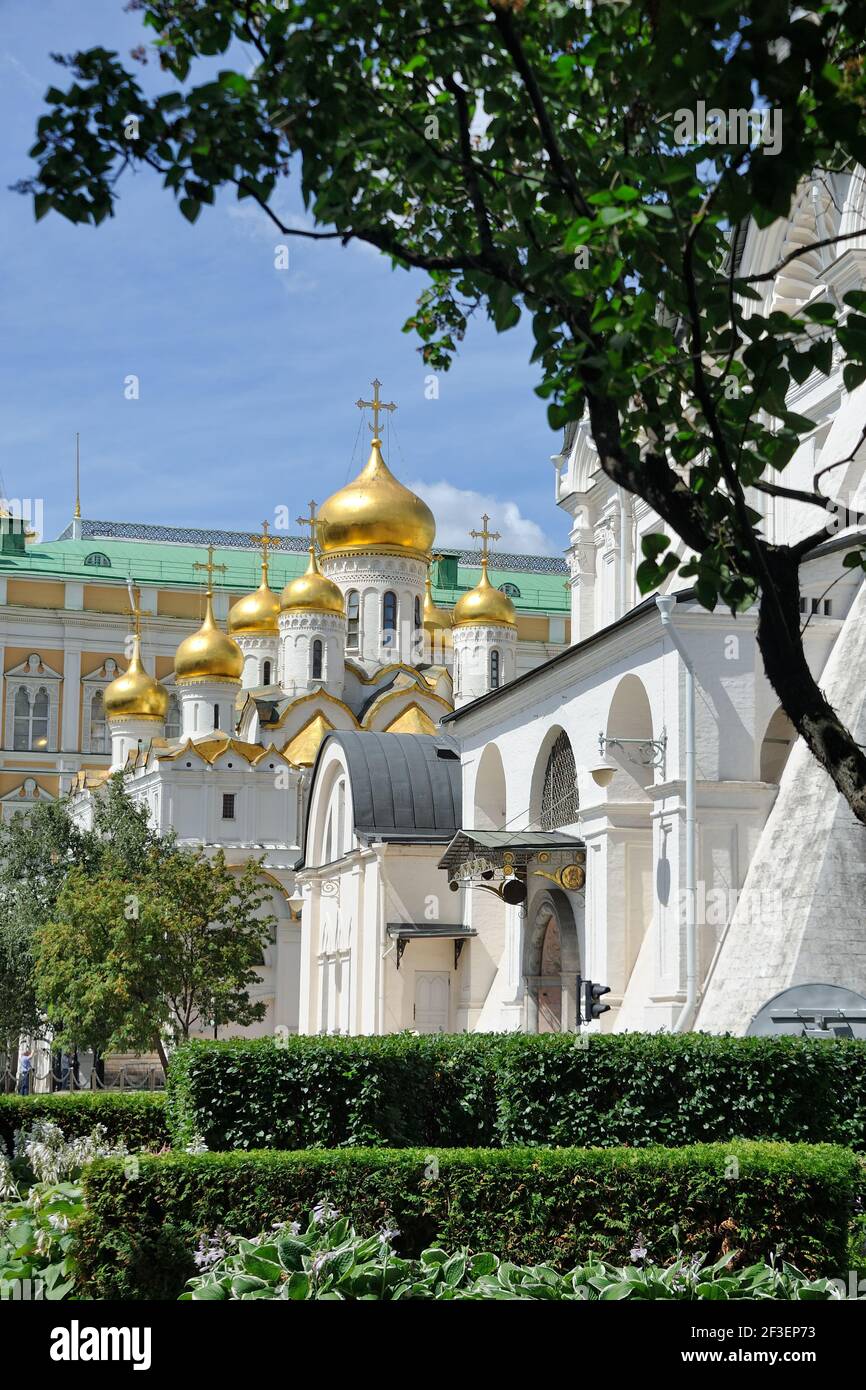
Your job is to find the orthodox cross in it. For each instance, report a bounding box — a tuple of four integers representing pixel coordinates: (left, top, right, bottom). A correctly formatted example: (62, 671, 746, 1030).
(127, 583, 143, 637)
(356, 378, 397, 440)
(296, 500, 319, 553)
(469, 514, 501, 564)
(193, 544, 228, 596)
(250, 519, 281, 581)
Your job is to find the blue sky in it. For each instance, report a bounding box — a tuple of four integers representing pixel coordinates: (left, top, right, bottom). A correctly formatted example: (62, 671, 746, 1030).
(0, 0, 568, 555)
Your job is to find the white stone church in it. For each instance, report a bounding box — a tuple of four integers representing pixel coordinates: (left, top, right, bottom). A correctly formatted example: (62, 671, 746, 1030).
(34, 170, 866, 1045)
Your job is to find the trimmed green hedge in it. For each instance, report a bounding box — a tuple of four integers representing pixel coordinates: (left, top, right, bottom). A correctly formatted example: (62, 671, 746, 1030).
(0, 1092, 168, 1152)
(166, 1033, 866, 1151)
(75, 1141, 860, 1300)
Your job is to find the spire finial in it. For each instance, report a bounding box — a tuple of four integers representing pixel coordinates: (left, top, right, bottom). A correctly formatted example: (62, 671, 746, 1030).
(296, 500, 319, 558)
(250, 518, 281, 583)
(74, 432, 81, 520)
(469, 513, 501, 569)
(193, 544, 228, 599)
(355, 378, 397, 443)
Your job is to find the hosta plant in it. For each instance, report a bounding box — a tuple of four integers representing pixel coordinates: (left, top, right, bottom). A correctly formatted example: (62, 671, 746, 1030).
(0, 1118, 130, 1301)
(182, 1208, 845, 1302)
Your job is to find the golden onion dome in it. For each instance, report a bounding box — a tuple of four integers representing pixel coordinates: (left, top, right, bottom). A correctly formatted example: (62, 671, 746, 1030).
(280, 546, 345, 615)
(423, 572, 448, 631)
(228, 573, 280, 636)
(104, 636, 168, 722)
(174, 594, 244, 685)
(452, 559, 517, 628)
(317, 438, 435, 558)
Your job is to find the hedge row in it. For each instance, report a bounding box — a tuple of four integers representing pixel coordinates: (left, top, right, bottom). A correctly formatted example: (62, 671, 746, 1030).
(0, 1092, 169, 1152)
(166, 1032, 866, 1151)
(74, 1141, 861, 1300)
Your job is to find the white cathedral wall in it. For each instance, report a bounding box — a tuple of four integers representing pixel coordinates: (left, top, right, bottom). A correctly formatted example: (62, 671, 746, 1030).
(278, 610, 346, 698)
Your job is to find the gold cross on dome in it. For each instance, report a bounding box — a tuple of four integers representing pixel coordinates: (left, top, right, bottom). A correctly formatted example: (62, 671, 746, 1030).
(356, 378, 397, 440)
(193, 544, 228, 596)
(296, 500, 320, 552)
(250, 519, 281, 579)
(127, 583, 143, 638)
(469, 513, 501, 563)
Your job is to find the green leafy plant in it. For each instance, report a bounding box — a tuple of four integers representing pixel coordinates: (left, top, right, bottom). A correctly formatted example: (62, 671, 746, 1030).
(182, 1209, 846, 1301)
(74, 1142, 861, 1300)
(166, 1033, 866, 1153)
(0, 1093, 168, 1154)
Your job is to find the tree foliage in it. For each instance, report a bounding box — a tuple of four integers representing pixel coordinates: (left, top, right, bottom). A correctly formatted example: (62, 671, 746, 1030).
(36, 848, 275, 1068)
(16, 1, 866, 815)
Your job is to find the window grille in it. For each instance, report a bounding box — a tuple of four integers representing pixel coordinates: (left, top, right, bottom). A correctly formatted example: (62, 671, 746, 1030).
(540, 731, 578, 829)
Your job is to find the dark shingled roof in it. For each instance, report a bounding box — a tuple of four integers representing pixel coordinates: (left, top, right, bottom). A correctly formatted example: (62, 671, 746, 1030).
(300, 731, 462, 863)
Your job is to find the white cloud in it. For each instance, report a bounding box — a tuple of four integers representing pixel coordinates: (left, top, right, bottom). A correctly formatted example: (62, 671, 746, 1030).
(409, 480, 556, 556)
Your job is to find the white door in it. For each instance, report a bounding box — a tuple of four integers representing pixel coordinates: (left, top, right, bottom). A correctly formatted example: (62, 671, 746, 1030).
(414, 972, 450, 1033)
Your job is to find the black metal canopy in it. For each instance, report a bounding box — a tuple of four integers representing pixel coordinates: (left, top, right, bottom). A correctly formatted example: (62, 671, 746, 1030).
(437, 829, 583, 876)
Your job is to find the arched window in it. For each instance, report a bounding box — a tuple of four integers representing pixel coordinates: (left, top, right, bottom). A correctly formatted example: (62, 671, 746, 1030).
(84, 551, 111, 568)
(499, 582, 521, 598)
(263, 659, 272, 685)
(346, 591, 360, 650)
(13, 688, 30, 751)
(540, 731, 578, 830)
(90, 689, 107, 754)
(213, 703, 220, 730)
(13, 687, 50, 751)
(453, 648, 460, 693)
(165, 695, 181, 739)
(382, 591, 397, 646)
(490, 649, 501, 690)
(414, 595, 421, 631)
(312, 639, 323, 681)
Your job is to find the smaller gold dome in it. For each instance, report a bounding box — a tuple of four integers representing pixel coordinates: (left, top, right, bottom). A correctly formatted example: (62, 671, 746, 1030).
(228, 576, 280, 636)
(104, 636, 168, 722)
(175, 595, 244, 685)
(280, 547, 345, 615)
(423, 573, 448, 631)
(452, 560, 517, 628)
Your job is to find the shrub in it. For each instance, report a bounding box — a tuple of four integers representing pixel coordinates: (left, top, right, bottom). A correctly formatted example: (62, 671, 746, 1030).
(0, 1093, 168, 1153)
(181, 1208, 846, 1301)
(74, 1141, 860, 1300)
(165, 1033, 866, 1152)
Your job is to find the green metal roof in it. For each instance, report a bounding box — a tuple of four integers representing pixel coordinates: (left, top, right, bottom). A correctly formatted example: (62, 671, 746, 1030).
(1, 531, 568, 615)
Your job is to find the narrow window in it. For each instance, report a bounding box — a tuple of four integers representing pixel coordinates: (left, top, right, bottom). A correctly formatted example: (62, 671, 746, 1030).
(13, 688, 30, 751)
(346, 590, 360, 650)
(213, 703, 220, 730)
(312, 639, 323, 681)
(490, 649, 501, 690)
(222, 793, 236, 820)
(165, 695, 181, 739)
(414, 595, 421, 631)
(32, 689, 50, 750)
(90, 690, 107, 754)
(263, 659, 272, 685)
(383, 591, 397, 647)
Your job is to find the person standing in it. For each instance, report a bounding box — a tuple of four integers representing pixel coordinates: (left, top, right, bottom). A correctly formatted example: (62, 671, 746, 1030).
(18, 1046, 32, 1096)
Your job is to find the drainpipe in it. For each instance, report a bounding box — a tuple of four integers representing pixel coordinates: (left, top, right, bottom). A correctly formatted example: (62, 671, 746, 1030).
(618, 491, 630, 618)
(656, 595, 697, 1033)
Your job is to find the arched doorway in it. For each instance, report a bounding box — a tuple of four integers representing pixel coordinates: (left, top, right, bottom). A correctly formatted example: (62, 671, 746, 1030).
(474, 742, 507, 830)
(523, 888, 581, 1032)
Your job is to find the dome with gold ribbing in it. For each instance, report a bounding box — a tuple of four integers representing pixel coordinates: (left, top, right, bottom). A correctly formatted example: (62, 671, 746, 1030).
(104, 634, 168, 722)
(280, 500, 345, 614)
(316, 379, 435, 559)
(451, 515, 516, 628)
(175, 548, 244, 685)
(228, 522, 281, 635)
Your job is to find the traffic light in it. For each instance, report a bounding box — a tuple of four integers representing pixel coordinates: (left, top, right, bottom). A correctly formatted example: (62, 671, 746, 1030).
(584, 979, 611, 1022)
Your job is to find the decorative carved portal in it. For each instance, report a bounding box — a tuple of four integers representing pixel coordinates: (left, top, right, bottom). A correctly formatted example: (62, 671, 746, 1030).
(523, 888, 581, 1033)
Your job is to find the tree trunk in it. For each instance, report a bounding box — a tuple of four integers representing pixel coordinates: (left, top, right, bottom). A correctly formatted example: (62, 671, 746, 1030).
(153, 1036, 169, 1074)
(756, 549, 866, 824)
